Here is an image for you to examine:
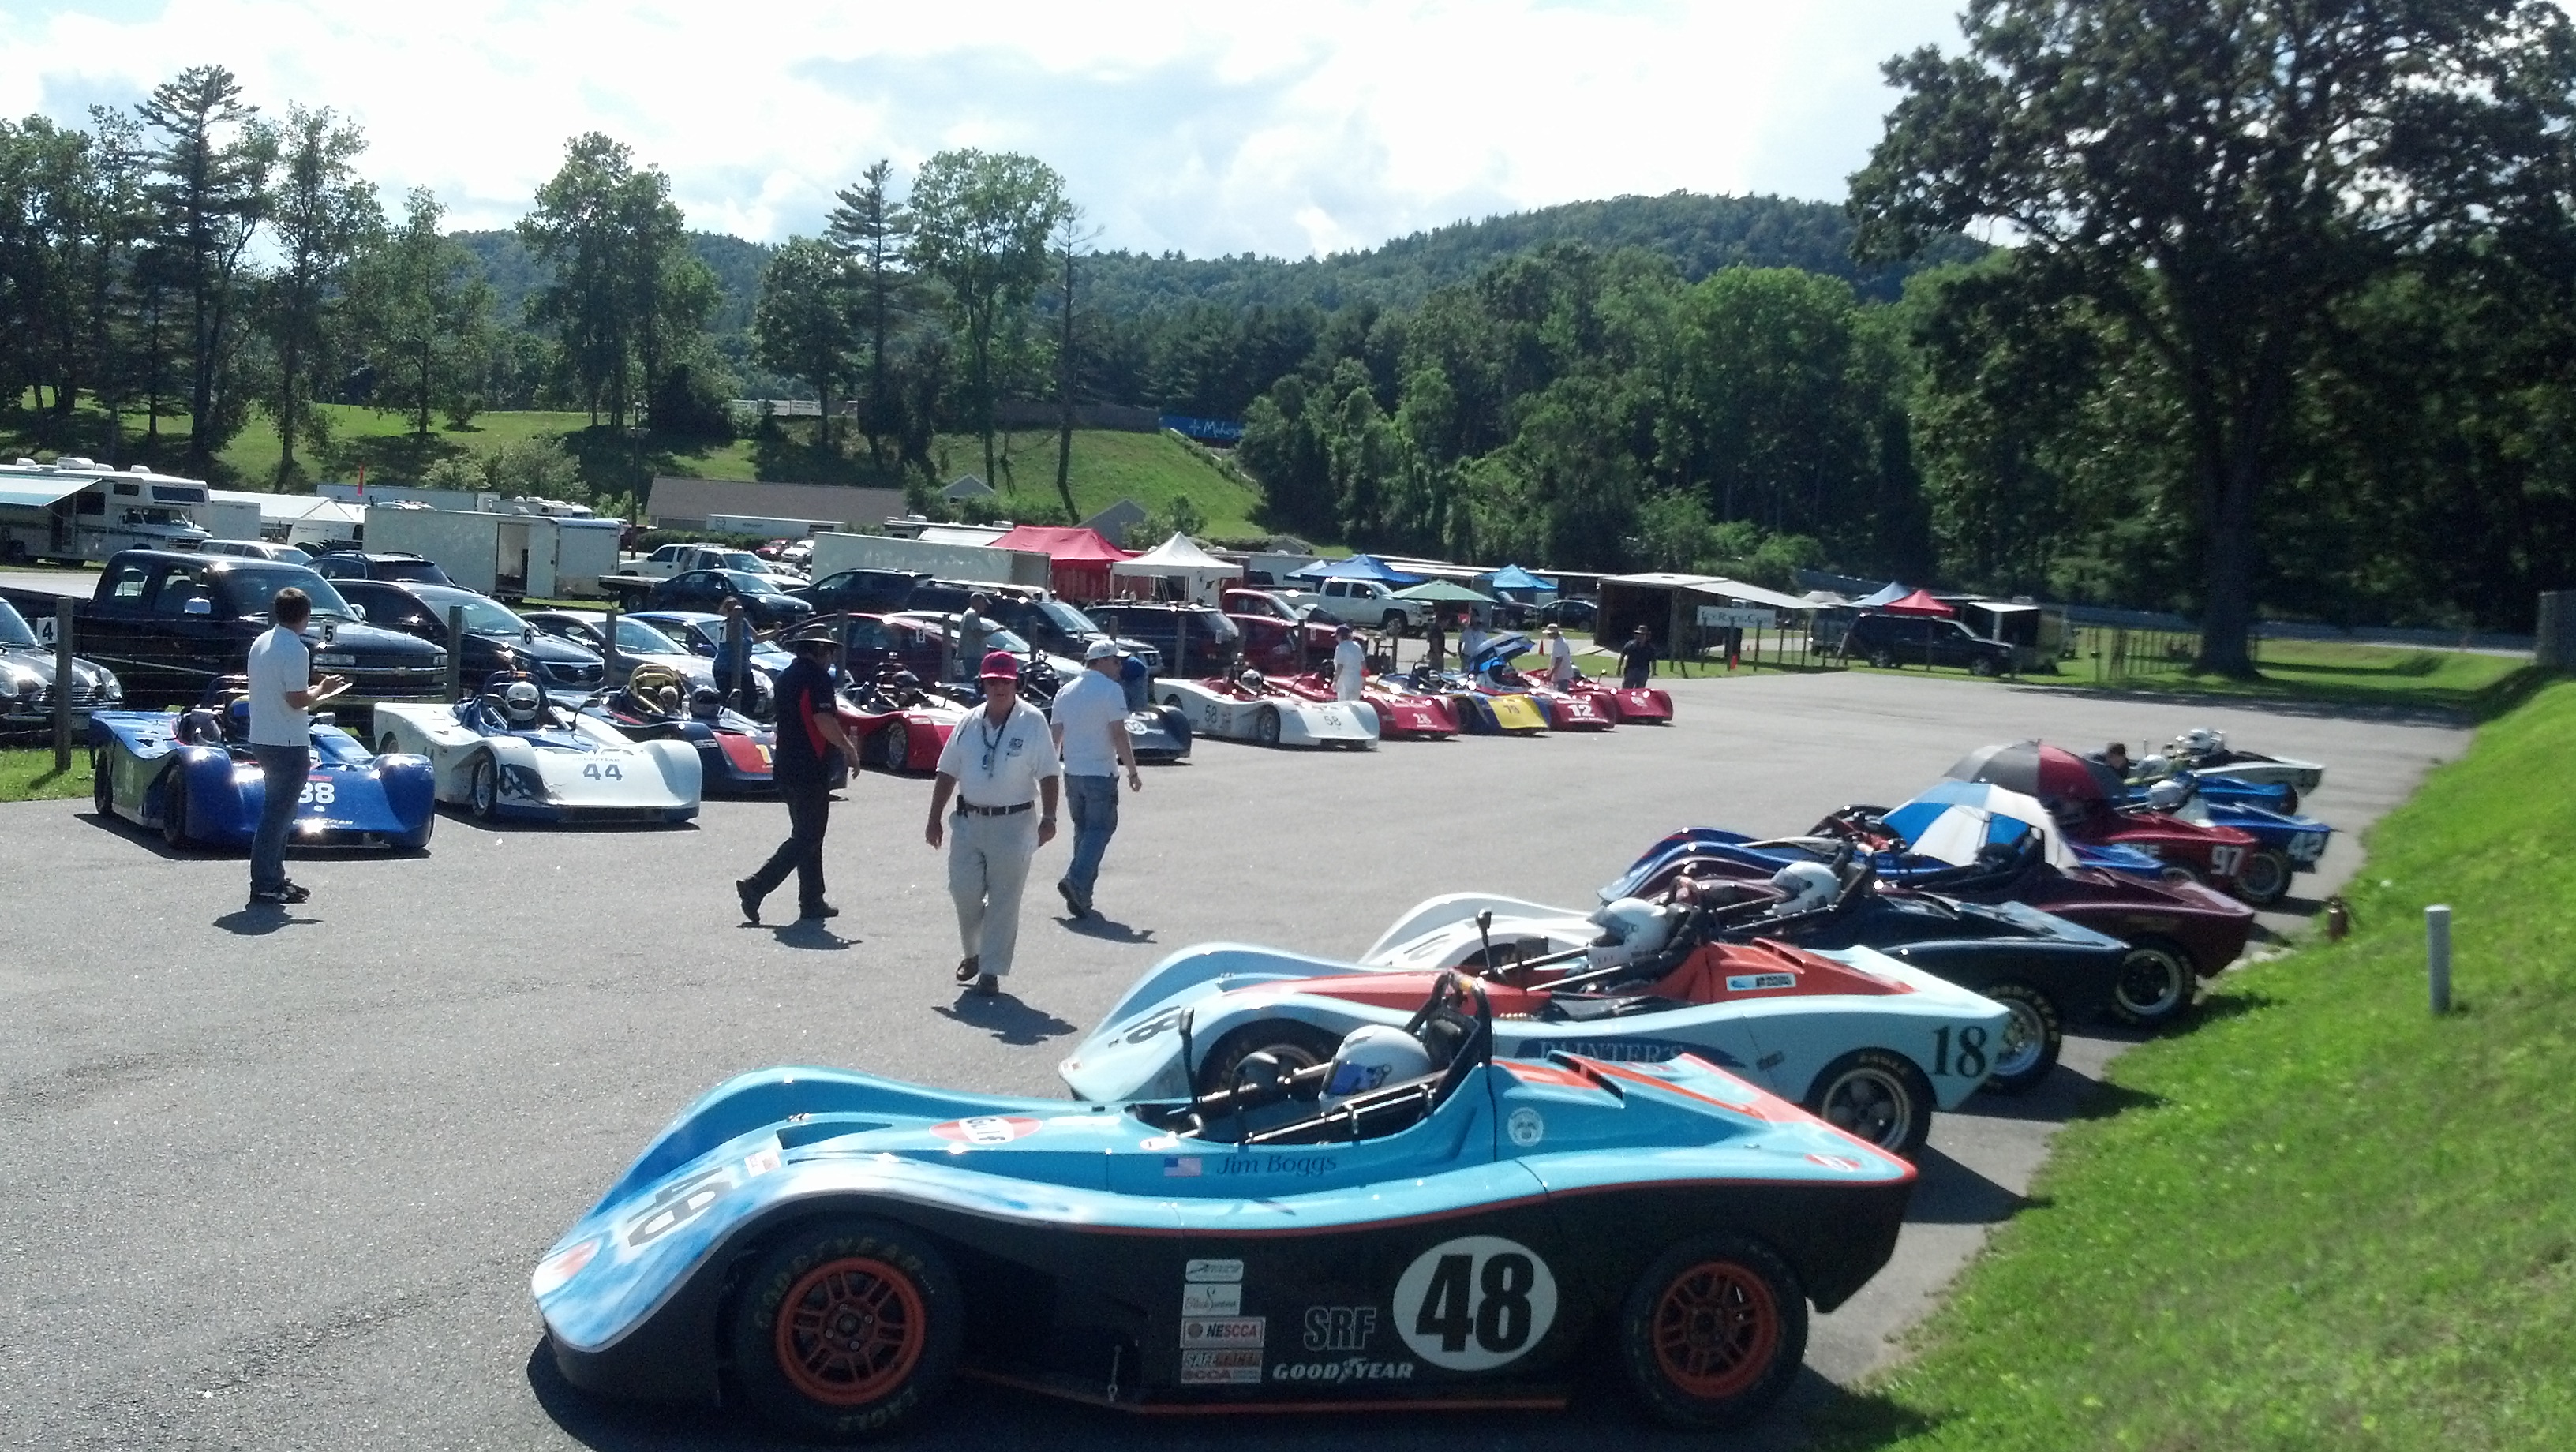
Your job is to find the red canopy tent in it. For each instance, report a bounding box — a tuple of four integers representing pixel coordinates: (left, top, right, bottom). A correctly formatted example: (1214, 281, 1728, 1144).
(988, 525, 1134, 602)
(1881, 589, 1956, 617)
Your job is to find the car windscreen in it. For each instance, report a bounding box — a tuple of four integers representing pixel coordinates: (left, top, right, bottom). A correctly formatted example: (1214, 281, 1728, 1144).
(1031, 600, 1099, 637)
(417, 589, 529, 637)
(0, 598, 37, 648)
(721, 553, 767, 573)
(616, 618, 683, 653)
(376, 559, 447, 582)
(721, 571, 780, 592)
(226, 564, 358, 621)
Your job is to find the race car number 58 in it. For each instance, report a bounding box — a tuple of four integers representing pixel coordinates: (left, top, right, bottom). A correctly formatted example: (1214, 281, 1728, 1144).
(1392, 1235, 1559, 1371)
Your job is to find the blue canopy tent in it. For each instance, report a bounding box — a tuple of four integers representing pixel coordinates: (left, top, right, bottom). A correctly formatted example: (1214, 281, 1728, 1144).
(1481, 563, 1556, 599)
(1286, 553, 1427, 585)
(1853, 581, 1909, 609)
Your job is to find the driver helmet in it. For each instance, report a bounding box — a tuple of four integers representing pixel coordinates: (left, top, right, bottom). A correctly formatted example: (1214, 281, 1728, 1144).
(501, 680, 544, 725)
(2134, 752, 2174, 780)
(1320, 1025, 1433, 1107)
(2146, 779, 2190, 812)
(1769, 861, 1840, 914)
(653, 684, 683, 716)
(1589, 896, 1679, 956)
(1238, 669, 1265, 692)
(224, 698, 253, 739)
(691, 685, 723, 718)
(2178, 726, 2222, 757)
(892, 670, 920, 690)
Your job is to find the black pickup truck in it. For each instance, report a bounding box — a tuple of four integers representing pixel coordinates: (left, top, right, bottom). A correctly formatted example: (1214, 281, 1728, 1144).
(0, 550, 449, 724)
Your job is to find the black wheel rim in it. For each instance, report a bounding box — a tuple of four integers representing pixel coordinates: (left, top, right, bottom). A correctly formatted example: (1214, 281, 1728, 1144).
(1991, 999, 2047, 1079)
(1820, 1068, 1909, 1150)
(2239, 853, 2289, 901)
(2117, 949, 2188, 1018)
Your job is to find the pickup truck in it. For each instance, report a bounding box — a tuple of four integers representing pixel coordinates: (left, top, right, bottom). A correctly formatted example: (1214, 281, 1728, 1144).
(1279, 578, 1428, 634)
(0, 550, 448, 723)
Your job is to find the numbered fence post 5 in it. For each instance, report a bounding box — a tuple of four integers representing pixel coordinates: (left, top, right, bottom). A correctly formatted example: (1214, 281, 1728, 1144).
(2427, 904, 2453, 1014)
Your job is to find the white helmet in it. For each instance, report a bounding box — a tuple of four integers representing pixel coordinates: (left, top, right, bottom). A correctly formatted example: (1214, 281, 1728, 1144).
(1769, 861, 1840, 915)
(1589, 896, 1679, 956)
(502, 680, 544, 725)
(1321, 1025, 1432, 1106)
(2177, 726, 2222, 757)
(2134, 753, 2174, 780)
(1238, 669, 1266, 691)
(2146, 780, 2190, 812)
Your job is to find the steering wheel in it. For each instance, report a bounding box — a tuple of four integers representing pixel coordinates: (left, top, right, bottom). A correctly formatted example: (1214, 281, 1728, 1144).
(1401, 971, 1469, 1039)
(1810, 804, 1900, 851)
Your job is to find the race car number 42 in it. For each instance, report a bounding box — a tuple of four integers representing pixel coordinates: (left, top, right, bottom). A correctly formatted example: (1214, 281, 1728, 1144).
(1392, 1235, 1559, 1371)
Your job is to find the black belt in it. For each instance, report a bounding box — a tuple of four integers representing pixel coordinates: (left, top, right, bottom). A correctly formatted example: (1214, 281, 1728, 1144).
(955, 801, 1033, 817)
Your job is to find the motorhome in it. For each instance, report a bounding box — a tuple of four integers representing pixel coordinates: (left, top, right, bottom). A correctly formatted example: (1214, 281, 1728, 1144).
(0, 458, 211, 563)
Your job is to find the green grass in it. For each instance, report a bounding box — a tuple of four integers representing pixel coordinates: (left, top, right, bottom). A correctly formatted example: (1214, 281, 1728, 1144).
(1815, 677, 2576, 1452)
(0, 746, 93, 803)
(2057, 631, 2537, 717)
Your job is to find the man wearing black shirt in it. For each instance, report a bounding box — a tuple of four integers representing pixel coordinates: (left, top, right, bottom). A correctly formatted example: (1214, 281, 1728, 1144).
(1619, 623, 1659, 688)
(737, 632, 856, 923)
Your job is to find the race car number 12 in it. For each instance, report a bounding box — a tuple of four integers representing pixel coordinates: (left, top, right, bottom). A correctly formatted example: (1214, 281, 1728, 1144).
(1393, 1235, 1558, 1371)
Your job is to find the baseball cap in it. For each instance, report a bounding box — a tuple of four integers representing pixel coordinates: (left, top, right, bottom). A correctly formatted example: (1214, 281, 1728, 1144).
(979, 649, 1022, 681)
(1083, 638, 1122, 662)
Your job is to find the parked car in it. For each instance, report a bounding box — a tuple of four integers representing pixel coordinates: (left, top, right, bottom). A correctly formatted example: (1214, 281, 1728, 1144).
(373, 671, 700, 824)
(332, 580, 608, 707)
(1536, 596, 1598, 630)
(0, 596, 123, 734)
(1840, 612, 2016, 675)
(308, 550, 457, 587)
(519, 608, 712, 690)
(794, 567, 929, 616)
(644, 569, 814, 628)
(1290, 577, 1428, 634)
(1084, 601, 1240, 678)
(197, 539, 313, 566)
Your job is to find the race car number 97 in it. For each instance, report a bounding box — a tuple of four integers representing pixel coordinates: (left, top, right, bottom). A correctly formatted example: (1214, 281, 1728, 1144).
(2208, 844, 2245, 876)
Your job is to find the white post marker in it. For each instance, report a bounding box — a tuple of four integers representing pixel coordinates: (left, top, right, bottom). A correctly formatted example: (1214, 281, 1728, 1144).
(2427, 904, 2453, 1014)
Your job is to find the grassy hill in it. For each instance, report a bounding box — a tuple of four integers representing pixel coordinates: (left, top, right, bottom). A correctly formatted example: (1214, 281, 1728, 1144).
(1818, 679, 2576, 1451)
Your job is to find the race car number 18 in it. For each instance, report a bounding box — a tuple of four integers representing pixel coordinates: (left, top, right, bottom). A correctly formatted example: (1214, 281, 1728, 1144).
(1392, 1235, 1558, 1371)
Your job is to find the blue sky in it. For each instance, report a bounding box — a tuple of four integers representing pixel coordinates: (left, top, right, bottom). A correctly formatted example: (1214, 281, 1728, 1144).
(2, 1, 1968, 255)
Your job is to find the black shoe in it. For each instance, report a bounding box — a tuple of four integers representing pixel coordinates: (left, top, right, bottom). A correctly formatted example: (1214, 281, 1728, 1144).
(973, 972, 1000, 997)
(735, 878, 762, 925)
(954, 956, 980, 984)
(1057, 879, 1090, 918)
(279, 881, 311, 904)
(248, 889, 287, 906)
(799, 904, 841, 921)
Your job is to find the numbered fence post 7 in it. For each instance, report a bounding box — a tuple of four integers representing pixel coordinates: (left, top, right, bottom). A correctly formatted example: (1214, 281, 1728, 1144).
(2427, 904, 2453, 1014)
(54, 599, 76, 772)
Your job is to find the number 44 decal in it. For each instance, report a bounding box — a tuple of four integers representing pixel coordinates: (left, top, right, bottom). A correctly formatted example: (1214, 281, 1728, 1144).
(582, 762, 623, 780)
(1393, 1236, 1559, 1371)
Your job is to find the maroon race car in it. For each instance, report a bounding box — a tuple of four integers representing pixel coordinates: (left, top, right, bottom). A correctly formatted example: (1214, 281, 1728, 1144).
(1275, 669, 1460, 738)
(1949, 740, 2267, 903)
(1559, 669, 1675, 724)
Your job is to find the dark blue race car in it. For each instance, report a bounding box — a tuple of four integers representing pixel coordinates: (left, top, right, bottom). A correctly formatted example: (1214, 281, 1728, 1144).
(534, 976, 1915, 1439)
(89, 685, 436, 851)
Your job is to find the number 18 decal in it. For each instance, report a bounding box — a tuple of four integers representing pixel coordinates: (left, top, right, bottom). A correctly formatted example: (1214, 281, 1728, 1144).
(1393, 1235, 1558, 1370)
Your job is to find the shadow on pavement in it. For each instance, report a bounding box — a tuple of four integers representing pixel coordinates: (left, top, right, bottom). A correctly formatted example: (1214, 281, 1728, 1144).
(213, 905, 320, 935)
(525, 1340, 1920, 1451)
(934, 990, 1077, 1045)
(1061, 912, 1155, 944)
(1902, 1146, 2037, 1226)
(766, 919, 854, 951)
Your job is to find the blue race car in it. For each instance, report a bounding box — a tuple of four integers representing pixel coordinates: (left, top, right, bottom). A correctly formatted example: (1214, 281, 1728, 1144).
(2131, 775, 2333, 905)
(89, 684, 436, 851)
(534, 976, 1915, 1438)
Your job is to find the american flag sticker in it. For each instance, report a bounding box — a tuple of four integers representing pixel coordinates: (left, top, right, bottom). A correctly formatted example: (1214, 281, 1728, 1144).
(1163, 1156, 1203, 1178)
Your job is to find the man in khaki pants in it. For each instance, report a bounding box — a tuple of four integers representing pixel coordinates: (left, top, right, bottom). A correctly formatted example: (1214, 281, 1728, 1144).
(926, 651, 1060, 996)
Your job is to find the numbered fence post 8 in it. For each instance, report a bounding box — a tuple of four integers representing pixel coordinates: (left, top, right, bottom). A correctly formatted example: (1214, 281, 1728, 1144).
(601, 606, 620, 689)
(446, 606, 466, 701)
(2427, 904, 2453, 1015)
(54, 599, 76, 772)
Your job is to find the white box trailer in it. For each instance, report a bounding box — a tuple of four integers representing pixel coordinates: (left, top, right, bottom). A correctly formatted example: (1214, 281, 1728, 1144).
(809, 530, 1050, 588)
(191, 492, 269, 544)
(364, 507, 625, 599)
(706, 513, 837, 539)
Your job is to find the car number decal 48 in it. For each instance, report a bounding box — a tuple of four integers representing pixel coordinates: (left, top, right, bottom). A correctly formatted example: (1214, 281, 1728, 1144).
(1393, 1235, 1558, 1371)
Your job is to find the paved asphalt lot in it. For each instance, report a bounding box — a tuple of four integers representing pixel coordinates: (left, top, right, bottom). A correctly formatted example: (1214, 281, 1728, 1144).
(2, 669, 2466, 1450)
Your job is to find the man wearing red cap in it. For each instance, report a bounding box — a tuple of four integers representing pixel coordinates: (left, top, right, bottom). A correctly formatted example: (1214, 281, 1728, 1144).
(926, 649, 1061, 995)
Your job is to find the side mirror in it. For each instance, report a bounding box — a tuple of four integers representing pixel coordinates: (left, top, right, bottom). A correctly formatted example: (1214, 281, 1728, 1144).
(346, 603, 367, 619)
(182, 597, 212, 616)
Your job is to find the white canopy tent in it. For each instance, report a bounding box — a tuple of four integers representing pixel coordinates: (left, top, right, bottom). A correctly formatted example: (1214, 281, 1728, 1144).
(1111, 532, 1243, 603)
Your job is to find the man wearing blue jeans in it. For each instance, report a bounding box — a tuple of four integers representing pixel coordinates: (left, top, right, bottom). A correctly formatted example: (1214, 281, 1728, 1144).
(243, 587, 347, 907)
(1050, 638, 1142, 919)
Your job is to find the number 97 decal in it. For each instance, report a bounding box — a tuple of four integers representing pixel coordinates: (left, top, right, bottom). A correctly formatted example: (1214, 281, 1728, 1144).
(1393, 1235, 1559, 1371)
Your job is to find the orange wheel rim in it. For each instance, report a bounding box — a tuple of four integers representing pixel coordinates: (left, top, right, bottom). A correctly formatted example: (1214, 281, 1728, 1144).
(773, 1255, 927, 1405)
(1651, 1260, 1780, 1399)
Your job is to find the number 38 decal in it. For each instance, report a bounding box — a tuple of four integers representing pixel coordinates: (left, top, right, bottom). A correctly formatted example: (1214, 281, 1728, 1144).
(296, 779, 336, 806)
(1393, 1235, 1559, 1371)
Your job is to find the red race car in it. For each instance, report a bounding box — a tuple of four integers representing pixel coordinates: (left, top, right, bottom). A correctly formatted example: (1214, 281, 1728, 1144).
(837, 670, 969, 773)
(1559, 669, 1674, 724)
(1275, 669, 1460, 738)
(1947, 740, 2266, 902)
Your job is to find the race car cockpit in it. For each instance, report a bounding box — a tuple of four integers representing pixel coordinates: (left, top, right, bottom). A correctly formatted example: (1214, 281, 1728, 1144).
(1139, 974, 1492, 1147)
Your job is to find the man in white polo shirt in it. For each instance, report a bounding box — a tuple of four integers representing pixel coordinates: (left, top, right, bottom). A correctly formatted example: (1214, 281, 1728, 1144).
(243, 587, 348, 906)
(1050, 638, 1143, 919)
(926, 651, 1060, 996)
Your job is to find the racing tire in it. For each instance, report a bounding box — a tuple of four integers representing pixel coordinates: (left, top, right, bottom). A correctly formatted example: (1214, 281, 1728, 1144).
(159, 767, 191, 848)
(1803, 1050, 1934, 1158)
(1968, 656, 2001, 678)
(1155, 705, 1192, 747)
(1618, 1234, 1808, 1431)
(464, 751, 500, 821)
(2231, 849, 2292, 907)
(1868, 648, 1897, 669)
(2109, 939, 2196, 1030)
(2275, 787, 2301, 815)
(874, 726, 909, 773)
(378, 734, 400, 756)
(1253, 706, 1281, 747)
(1979, 981, 2063, 1095)
(92, 750, 113, 818)
(1193, 1020, 1342, 1097)
(728, 1217, 964, 1442)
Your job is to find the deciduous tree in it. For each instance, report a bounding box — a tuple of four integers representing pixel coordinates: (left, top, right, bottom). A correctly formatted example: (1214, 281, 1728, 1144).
(905, 148, 1065, 487)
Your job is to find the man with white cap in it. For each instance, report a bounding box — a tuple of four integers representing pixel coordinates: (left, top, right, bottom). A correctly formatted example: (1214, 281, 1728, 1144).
(927, 650, 1061, 995)
(1050, 637, 1144, 919)
(1330, 622, 1366, 702)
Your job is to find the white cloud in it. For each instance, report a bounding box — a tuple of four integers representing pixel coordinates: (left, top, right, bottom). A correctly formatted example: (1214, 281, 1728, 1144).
(2, 0, 1963, 255)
